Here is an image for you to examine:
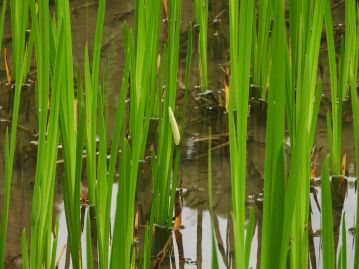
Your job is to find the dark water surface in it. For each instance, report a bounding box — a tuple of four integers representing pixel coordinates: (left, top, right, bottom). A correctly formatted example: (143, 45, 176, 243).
(0, 0, 354, 268)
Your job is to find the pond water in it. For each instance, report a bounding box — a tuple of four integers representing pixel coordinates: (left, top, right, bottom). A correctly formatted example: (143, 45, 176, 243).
(0, 0, 355, 268)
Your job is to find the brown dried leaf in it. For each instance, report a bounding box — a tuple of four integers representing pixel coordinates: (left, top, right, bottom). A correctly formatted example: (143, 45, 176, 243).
(80, 182, 87, 208)
(223, 65, 230, 111)
(310, 146, 321, 178)
(174, 215, 181, 230)
(162, 0, 168, 21)
(341, 152, 347, 177)
(4, 48, 12, 87)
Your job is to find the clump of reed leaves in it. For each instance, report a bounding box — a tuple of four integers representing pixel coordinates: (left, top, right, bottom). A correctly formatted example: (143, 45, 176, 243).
(325, 0, 358, 176)
(228, 0, 255, 267)
(0, 0, 33, 265)
(1, 0, 192, 266)
(151, 20, 193, 228)
(150, 0, 182, 227)
(228, 0, 359, 268)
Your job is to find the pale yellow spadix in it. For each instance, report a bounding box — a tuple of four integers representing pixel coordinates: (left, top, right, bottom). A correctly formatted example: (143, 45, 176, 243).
(168, 106, 180, 145)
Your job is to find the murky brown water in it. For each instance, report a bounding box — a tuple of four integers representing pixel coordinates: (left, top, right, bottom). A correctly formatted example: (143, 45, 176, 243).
(0, 0, 355, 268)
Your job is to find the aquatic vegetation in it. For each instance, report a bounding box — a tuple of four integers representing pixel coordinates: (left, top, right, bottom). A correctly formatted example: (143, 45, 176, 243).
(351, 73, 359, 268)
(228, 0, 254, 268)
(151, 17, 193, 231)
(24, 1, 63, 267)
(281, 2, 323, 267)
(84, 0, 107, 208)
(324, 0, 357, 175)
(54, 1, 84, 267)
(321, 157, 335, 269)
(0, 0, 7, 262)
(111, 0, 162, 266)
(260, 0, 324, 267)
(339, 214, 347, 269)
(1, 0, 359, 268)
(0, 0, 32, 265)
(80, 0, 130, 267)
(207, 129, 219, 269)
(260, 0, 287, 267)
(194, 0, 208, 91)
(151, 0, 182, 227)
(321, 158, 349, 269)
(141, 203, 155, 269)
(252, 0, 271, 99)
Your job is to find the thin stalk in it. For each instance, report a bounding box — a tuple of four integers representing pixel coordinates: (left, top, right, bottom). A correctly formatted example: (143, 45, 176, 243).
(351, 73, 359, 267)
(194, 0, 208, 91)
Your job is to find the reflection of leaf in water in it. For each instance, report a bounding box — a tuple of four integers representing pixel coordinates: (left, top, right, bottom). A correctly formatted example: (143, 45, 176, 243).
(311, 229, 322, 237)
(310, 186, 321, 213)
(153, 233, 173, 269)
(341, 151, 347, 176)
(71, 1, 98, 15)
(310, 145, 322, 178)
(55, 244, 66, 269)
(348, 227, 355, 237)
